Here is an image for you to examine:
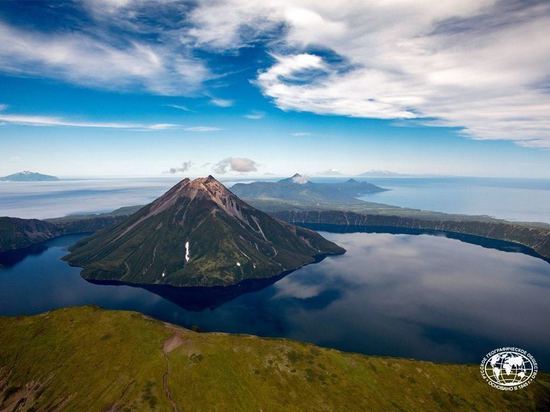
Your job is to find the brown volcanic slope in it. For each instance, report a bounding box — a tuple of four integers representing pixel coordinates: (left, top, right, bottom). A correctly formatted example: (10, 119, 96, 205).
(65, 176, 345, 287)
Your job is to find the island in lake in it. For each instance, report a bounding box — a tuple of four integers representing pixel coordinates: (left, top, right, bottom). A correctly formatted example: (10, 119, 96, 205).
(65, 176, 345, 287)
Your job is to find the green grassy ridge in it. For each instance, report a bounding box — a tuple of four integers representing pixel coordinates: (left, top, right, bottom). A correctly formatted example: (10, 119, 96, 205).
(1, 307, 549, 411)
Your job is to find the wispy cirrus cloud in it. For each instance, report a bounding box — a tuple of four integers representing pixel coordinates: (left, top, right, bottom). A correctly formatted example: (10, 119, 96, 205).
(244, 111, 265, 120)
(0, 18, 207, 96)
(188, 0, 550, 148)
(210, 98, 234, 108)
(2, 1, 550, 148)
(0, 105, 221, 131)
(183, 126, 222, 132)
(165, 104, 193, 112)
(0, 112, 177, 130)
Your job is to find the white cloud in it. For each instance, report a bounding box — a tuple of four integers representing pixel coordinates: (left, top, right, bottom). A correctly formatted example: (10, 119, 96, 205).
(3, 1, 550, 147)
(0, 20, 208, 95)
(213, 157, 258, 174)
(291, 174, 309, 184)
(166, 160, 193, 174)
(0, 112, 177, 130)
(183, 126, 222, 132)
(0, 111, 224, 132)
(245, 111, 265, 120)
(210, 98, 234, 107)
(318, 168, 342, 176)
(258, 53, 418, 120)
(188, 0, 550, 147)
(166, 104, 193, 112)
(292, 132, 311, 137)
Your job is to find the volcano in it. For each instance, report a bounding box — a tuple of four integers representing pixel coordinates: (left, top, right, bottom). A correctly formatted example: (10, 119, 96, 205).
(65, 176, 344, 287)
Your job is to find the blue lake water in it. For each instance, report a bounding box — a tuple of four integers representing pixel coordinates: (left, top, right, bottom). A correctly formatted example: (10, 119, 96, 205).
(1, 232, 549, 368)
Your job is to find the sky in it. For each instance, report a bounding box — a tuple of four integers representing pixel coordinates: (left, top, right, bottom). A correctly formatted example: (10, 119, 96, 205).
(1, 0, 550, 178)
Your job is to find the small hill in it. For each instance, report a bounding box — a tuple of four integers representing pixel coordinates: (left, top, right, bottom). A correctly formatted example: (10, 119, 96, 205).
(0, 307, 548, 411)
(65, 176, 344, 287)
(0, 171, 58, 181)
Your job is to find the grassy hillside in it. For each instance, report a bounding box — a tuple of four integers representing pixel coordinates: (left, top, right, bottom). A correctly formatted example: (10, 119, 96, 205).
(1, 307, 549, 411)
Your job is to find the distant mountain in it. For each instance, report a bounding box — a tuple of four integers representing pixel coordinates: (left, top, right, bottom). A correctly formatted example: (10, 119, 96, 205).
(231, 173, 386, 204)
(278, 173, 310, 184)
(65, 176, 344, 287)
(0, 171, 58, 182)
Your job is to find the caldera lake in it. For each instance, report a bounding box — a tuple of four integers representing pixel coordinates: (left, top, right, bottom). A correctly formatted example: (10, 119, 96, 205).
(1, 231, 549, 369)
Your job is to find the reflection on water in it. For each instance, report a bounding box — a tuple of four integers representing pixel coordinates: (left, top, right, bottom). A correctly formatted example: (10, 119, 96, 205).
(88, 275, 286, 311)
(1, 232, 549, 368)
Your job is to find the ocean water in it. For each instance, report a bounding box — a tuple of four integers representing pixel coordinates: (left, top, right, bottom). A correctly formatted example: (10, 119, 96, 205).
(361, 177, 550, 223)
(0, 177, 549, 223)
(0, 178, 180, 219)
(1, 232, 549, 368)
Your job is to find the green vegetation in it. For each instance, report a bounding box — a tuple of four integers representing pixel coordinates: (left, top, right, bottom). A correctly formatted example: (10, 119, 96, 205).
(65, 176, 344, 287)
(0, 307, 548, 411)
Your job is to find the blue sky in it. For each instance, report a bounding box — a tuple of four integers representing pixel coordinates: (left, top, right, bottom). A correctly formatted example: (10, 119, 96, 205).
(1, 0, 549, 178)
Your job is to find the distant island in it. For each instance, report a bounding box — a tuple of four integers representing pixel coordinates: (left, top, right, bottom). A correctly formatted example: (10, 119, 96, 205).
(64, 176, 345, 287)
(0, 171, 58, 182)
(231, 173, 386, 204)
